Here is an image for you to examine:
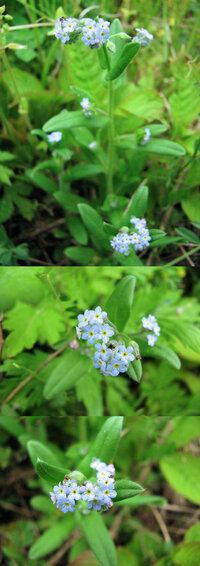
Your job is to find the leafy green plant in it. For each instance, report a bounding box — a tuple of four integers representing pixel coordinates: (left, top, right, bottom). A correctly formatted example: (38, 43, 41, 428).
(0, 1, 200, 266)
(0, 266, 199, 416)
(1, 415, 200, 565)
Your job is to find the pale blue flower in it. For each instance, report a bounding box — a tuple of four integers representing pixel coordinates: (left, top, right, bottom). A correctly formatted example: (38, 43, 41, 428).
(133, 28, 153, 47)
(147, 334, 158, 346)
(116, 345, 135, 363)
(142, 315, 156, 331)
(92, 355, 106, 372)
(100, 486, 117, 504)
(100, 323, 115, 343)
(94, 343, 112, 361)
(57, 497, 75, 513)
(78, 309, 93, 328)
(91, 306, 107, 325)
(48, 131, 62, 143)
(82, 325, 101, 344)
(80, 482, 99, 501)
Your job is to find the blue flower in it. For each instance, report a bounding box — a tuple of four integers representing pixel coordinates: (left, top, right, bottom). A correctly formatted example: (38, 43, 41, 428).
(53, 482, 67, 497)
(107, 358, 127, 376)
(94, 343, 112, 361)
(116, 345, 135, 363)
(68, 482, 81, 501)
(147, 334, 158, 346)
(140, 127, 151, 145)
(90, 458, 107, 471)
(100, 486, 117, 504)
(80, 482, 99, 501)
(77, 309, 93, 328)
(48, 131, 62, 143)
(87, 493, 104, 511)
(91, 306, 107, 325)
(92, 355, 106, 372)
(142, 315, 156, 331)
(82, 325, 101, 344)
(100, 324, 115, 343)
(133, 28, 153, 47)
(57, 497, 75, 513)
(80, 97, 92, 116)
(97, 468, 113, 482)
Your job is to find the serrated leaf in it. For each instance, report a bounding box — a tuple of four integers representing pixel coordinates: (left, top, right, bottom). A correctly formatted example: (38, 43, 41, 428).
(79, 417, 123, 477)
(4, 300, 65, 356)
(77, 511, 116, 566)
(105, 275, 136, 331)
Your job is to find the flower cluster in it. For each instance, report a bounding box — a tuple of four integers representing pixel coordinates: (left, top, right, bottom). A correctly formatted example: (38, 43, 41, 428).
(76, 306, 135, 376)
(47, 131, 62, 143)
(55, 16, 110, 49)
(111, 217, 151, 255)
(142, 314, 160, 346)
(133, 28, 153, 47)
(80, 97, 92, 117)
(50, 458, 117, 514)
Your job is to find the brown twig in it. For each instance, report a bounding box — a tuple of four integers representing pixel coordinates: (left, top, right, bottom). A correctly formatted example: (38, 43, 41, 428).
(151, 506, 171, 542)
(178, 244, 195, 266)
(1, 342, 69, 406)
(48, 528, 81, 565)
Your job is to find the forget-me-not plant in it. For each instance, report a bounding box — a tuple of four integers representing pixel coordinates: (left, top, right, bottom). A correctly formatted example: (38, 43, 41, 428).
(111, 216, 151, 255)
(50, 458, 117, 514)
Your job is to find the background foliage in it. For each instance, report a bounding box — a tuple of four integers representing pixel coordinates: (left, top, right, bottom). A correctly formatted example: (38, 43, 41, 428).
(0, 415, 200, 565)
(0, 266, 199, 416)
(0, 0, 200, 265)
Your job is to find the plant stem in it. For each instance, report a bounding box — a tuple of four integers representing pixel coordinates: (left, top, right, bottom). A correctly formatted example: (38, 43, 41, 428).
(102, 44, 115, 196)
(164, 245, 200, 267)
(107, 79, 115, 195)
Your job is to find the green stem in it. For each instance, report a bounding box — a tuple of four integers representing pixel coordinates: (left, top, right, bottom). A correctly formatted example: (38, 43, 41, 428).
(0, 48, 30, 129)
(164, 245, 200, 267)
(102, 44, 115, 196)
(107, 79, 115, 195)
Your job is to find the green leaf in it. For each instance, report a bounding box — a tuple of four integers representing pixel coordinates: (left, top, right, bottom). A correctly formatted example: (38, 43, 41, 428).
(182, 190, 200, 222)
(43, 110, 108, 133)
(174, 543, 200, 566)
(44, 350, 90, 399)
(122, 185, 149, 223)
(64, 246, 95, 265)
(78, 203, 109, 251)
(65, 164, 104, 181)
(36, 458, 68, 485)
(119, 88, 164, 121)
(2, 67, 42, 95)
(0, 164, 13, 185)
(77, 511, 116, 566)
(175, 227, 200, 244)
(79, 417, 123, 477)
(27, 440, 60, 468)
(149, 236, 181, 248)
(136, 338, 181, 370)
(0, 151, 15, 162)
(116, 495, 167, 508)
(4, 300, 65, 356)
(0, 268, 44, 311)
(109, 43, 140, 80)
(67, 216, 88, 245)
(185, 522, 200, 543)
(167, 417, 200, 448)
(29, 517, 75, 560)
(160, 453, 200, 505)
(115, 480, 144, 502)
(127, 359, 142, 383)
(26, 169, 58, 194)
(105, 275, 136, 332)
